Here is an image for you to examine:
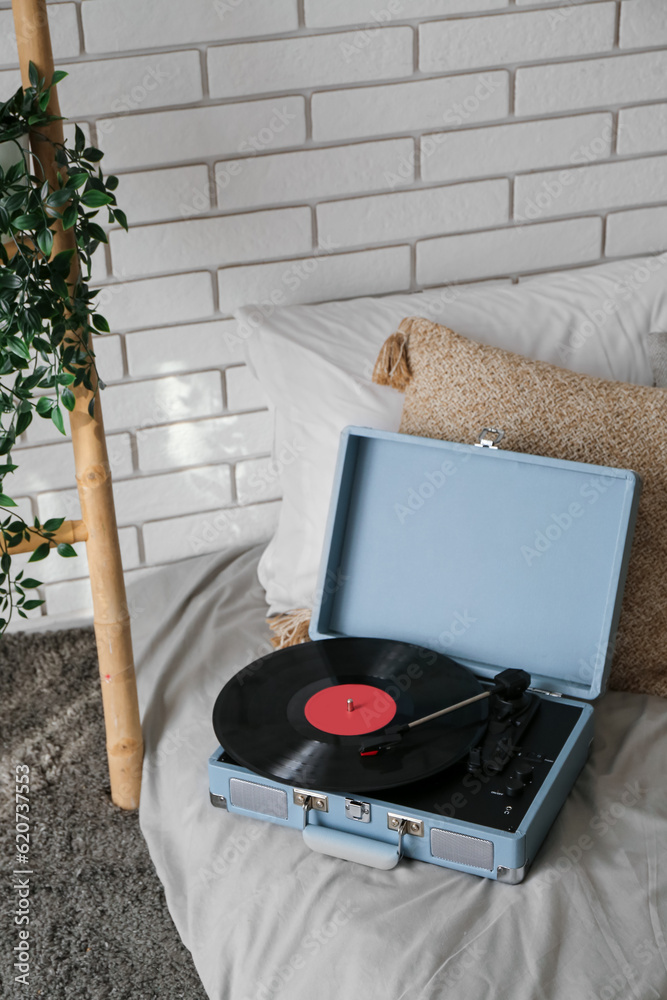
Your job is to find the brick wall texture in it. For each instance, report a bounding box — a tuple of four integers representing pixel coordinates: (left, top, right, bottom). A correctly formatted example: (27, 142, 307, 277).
(1, 0, 665, 621)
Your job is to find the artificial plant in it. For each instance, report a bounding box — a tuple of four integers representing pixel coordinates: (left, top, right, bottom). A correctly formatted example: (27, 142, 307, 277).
(0, 63, 126, 628)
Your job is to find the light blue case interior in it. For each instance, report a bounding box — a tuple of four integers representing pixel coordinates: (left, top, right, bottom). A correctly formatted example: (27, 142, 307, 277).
(309, 427, 641, 701)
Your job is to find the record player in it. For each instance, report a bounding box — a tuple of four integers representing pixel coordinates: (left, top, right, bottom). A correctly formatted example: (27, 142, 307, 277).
(208, 426, 641, 883)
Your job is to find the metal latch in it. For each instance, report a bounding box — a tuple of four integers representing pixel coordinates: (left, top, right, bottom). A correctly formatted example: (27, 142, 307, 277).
(475, 427, 505, 449)
(294, 789, 328, 828)
(345, 798, 371, 823)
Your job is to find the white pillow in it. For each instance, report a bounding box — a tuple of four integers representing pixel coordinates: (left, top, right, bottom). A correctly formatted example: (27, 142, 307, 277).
(240, 258, 664, 615)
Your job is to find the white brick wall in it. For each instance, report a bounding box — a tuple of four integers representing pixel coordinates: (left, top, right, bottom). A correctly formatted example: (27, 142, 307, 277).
(419, 5, 617, 72)
(1, 0, 665, 624)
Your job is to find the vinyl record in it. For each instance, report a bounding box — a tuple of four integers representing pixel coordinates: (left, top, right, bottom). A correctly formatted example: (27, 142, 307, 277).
(213, 637, 488, 793)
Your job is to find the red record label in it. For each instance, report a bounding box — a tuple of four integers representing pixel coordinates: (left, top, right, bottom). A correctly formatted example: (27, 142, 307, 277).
(304, 683, 397, 736)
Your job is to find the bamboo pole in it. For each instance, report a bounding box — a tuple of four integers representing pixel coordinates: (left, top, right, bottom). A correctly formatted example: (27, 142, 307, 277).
(8, 519, 88, 554)
(11, 0, 143, 809)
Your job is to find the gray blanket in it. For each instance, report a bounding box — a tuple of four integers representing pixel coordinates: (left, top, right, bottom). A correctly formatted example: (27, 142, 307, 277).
(129, 545, 667, 1000)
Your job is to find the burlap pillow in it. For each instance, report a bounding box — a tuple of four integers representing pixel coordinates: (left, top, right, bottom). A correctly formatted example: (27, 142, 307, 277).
(647, 331, 667, 387)
(371, 316, 667, 698)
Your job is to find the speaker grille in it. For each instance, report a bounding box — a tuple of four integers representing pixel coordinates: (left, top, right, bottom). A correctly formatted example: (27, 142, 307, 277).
(431, 828, 494, 870)
(229, 778, 288, 819)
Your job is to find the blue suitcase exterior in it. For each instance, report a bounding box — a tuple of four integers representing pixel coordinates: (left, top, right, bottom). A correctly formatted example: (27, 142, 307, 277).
(209, 426, 640, 882)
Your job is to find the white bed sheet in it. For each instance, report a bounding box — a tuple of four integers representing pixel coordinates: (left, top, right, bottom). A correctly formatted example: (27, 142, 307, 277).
(130, 545, 667, 1000)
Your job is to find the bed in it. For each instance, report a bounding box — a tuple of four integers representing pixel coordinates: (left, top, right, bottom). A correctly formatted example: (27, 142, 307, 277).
(130, 542, 667, 1000)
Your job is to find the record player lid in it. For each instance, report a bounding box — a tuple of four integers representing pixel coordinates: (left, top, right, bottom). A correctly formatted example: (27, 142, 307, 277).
(309, 427, 641, 701)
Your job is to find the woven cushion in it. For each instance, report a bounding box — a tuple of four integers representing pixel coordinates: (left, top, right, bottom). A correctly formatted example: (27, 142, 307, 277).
(373, 316, 667, 697)
(647, 331, 667, 387)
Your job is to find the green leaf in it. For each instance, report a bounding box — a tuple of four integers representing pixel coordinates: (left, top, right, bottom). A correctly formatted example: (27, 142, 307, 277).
(1, 552, 9, 574)
(106, 175, 119, 191)
(43, 517, 65, 532)
(84, 221, 107, 243)
(51, 70, 68, 85)
(87, 396, 95, 418)
(6, 157, 26, 183)
(82, 147, 104, 163)
(36, 396, 53, 416)
(51, 249, 74, 273)
(81, 189, 113, 208)
(6, 337, 31, 362)
(28, 61, 39, 89)
(36, 226, 54, 257)
(92, 313, 110, 333)
(61, 387, 76, 412)
(28, 542, 51, 562)
(15, 410, 32, 437)
(0, 494, 16, 507)
(46, 188, 71, 208)
(112, 208, 129, 232)
(38, 91, 50, 112)
(13, 212, 42, 229)
(74, 125, 85, 154)
(56, 542, 77, 558)
(0, 272, 23, 290)
(67, 172, 89, 190)
(51, 405, 65, 435)
(51, 274, 69, 301)
(0, 435, 15, 457)
(19, 578, 41, 589)
(61, 203, 77, 230)
(22, 599, 45, 610)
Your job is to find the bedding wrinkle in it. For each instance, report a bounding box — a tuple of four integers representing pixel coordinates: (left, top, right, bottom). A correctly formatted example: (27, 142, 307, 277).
(639, 811, 667, 982)
(395, 895, 524, 999)
(568, 865, 661, 1000)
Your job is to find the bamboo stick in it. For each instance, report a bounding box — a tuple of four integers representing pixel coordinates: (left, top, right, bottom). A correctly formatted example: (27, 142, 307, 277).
(7, 519, 88, 554)
(11, 0, 143, 809)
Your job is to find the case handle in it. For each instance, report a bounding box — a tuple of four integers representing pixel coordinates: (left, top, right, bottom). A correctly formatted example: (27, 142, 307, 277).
(302, 825, 401, 870)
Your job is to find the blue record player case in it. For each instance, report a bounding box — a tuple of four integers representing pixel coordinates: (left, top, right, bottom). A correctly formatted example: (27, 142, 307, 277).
(209, 427, 641, 882)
